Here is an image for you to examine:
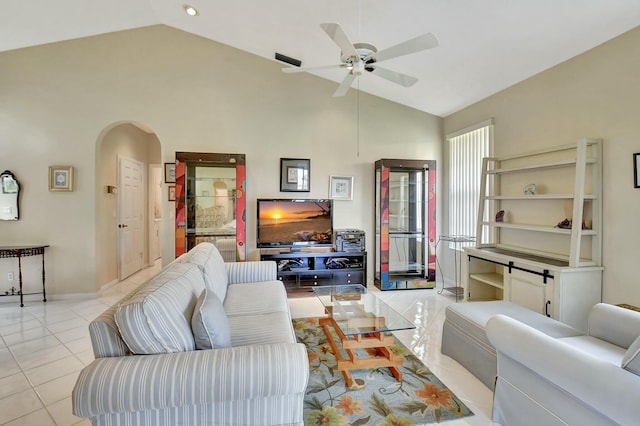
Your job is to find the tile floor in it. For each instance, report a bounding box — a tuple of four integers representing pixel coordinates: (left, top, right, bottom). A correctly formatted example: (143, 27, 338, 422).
(0, 262, 495, 425)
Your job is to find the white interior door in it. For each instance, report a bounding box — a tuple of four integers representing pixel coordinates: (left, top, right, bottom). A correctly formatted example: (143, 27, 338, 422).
(118, 157, 144, 280)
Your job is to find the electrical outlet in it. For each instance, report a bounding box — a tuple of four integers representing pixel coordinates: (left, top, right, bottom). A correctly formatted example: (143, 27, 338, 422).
(7, 272, 13, 281)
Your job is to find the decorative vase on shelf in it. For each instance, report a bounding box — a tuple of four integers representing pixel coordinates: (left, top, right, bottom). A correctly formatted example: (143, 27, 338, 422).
(523, 183, 536, 196)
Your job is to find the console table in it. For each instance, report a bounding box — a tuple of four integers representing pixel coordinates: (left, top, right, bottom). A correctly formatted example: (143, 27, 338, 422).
(0, 245, 48, 307)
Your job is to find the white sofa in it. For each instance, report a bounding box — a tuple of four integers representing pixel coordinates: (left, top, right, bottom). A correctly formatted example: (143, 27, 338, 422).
(72, 242, 309, 426)
(486, 303, 640, 426)
(441, 300, 584, 389)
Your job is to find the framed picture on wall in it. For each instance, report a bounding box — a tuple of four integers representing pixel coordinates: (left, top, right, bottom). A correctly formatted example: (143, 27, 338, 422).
(329, 175, 354, 200)
(634, 153, 640, 188)
(48, 166, 74, 192)
(164, 162, 176, 183)
(280, 158, 310, 192)
(168, 185, 176, 201)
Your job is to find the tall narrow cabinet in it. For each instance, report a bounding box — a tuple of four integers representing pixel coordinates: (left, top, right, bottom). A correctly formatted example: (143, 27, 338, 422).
(463, 138, 603, 331)
(175, 152, 246, 261)
(374, 159, 436, 290)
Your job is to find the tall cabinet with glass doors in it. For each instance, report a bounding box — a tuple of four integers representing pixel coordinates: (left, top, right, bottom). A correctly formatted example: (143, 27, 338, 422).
(374, 159, 436, 290)
(174, 152, 246, 261)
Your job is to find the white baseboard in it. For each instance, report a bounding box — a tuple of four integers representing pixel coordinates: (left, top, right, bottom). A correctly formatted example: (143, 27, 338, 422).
(47, 293, 96, 301)
(0, 292, 96, 307)
(99, 279, 119, 293)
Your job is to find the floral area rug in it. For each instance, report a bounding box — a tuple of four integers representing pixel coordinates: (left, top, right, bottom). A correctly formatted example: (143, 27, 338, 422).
(294, 318, 473, 425)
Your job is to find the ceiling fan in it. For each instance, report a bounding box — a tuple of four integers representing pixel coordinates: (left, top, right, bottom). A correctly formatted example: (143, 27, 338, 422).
(282, 23, 439, 97)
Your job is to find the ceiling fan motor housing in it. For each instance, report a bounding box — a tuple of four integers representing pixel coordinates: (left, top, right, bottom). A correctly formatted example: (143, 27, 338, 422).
(341, 42, 377, 74)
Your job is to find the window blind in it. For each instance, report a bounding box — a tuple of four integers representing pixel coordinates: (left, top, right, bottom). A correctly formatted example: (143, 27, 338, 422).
(447, 119, 493, 249)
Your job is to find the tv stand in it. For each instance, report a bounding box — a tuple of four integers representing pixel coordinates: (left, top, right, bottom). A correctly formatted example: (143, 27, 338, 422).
(259, 249, 367, 294)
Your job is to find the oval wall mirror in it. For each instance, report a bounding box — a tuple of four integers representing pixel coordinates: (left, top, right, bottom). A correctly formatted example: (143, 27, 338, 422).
(0, 170, 20, 220)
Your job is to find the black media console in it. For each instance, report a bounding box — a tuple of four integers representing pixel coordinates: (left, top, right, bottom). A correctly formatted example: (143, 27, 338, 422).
(259, 250, 367, 294)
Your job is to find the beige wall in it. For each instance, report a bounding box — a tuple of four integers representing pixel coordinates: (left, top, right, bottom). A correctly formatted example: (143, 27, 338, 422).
(0, 25, 442, 295)
(444, 25, 640, 306)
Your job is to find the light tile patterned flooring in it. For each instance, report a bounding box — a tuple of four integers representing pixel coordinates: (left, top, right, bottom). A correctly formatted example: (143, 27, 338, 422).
(0, 262, 495, 425)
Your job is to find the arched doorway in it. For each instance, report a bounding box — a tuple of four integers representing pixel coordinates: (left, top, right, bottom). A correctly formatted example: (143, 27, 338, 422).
(95, 122, 162, 291)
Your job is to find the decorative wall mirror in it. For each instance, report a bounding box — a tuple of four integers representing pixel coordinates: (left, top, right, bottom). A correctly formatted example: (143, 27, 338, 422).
(0, 170, 20, 221)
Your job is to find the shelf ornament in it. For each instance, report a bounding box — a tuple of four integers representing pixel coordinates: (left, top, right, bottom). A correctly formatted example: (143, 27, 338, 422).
(523, 183, 536, 195)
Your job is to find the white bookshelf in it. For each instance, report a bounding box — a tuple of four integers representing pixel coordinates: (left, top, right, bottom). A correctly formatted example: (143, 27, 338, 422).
(463, 138, 603, 331)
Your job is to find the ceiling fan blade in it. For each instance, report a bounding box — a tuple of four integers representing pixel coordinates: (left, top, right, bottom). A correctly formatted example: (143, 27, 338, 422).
(366, 33, 439, 63)
(282, 64, 347, 73)
(333, 72, 356, 97)
(320, 23, 358, 61)
(369, 66, 418, 87)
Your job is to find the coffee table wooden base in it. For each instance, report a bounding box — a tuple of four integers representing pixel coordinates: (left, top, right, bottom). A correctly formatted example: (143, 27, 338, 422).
(319, 317, 404, 388)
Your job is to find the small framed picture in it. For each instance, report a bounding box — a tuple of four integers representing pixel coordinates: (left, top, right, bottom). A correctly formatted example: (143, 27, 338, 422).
(49, 166, 74, 192)
(634, 153, 640, 188)
(280, 158, 310, 192)
(329, 175, 354, 200)
(287, 167, 300, 184)
(168, 185, 176, 201)
(164, 162, 176, 183)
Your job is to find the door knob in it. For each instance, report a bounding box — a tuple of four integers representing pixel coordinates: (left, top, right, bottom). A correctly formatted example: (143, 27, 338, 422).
(118, 224, 129, 228)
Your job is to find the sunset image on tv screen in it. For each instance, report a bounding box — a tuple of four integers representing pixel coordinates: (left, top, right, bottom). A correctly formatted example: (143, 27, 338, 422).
(258, 201, 331, 244)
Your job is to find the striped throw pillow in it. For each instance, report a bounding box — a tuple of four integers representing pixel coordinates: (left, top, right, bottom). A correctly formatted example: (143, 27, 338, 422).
(115, 263, 205, 354)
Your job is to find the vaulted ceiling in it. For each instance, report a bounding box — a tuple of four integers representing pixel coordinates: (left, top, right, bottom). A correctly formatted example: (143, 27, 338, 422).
(3, 0, 640, 116)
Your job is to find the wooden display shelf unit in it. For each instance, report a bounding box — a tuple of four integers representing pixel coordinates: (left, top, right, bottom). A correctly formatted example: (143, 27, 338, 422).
(463, 138, 603, 331)
(475, 137, 602, 268)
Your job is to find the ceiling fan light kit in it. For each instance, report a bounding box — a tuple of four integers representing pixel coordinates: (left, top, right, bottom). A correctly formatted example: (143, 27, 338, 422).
(282, 23, 438, 97)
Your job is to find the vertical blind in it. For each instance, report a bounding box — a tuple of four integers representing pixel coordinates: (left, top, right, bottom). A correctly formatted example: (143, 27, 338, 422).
(447, 119, 493, 249)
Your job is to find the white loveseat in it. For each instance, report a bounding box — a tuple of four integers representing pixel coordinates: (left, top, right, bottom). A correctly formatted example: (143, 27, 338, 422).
(72, 243, 309, 426)
(486, 303, 640, 426)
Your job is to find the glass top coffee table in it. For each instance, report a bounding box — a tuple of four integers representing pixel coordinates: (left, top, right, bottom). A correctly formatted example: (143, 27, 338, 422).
(312, 284, 416, 388)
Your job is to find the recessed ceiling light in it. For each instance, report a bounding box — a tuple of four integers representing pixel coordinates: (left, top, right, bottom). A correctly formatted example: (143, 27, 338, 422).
(183, 5, 199, 16)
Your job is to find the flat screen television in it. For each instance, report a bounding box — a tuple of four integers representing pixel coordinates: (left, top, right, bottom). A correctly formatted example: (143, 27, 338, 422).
(256, 199, 333, 249)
